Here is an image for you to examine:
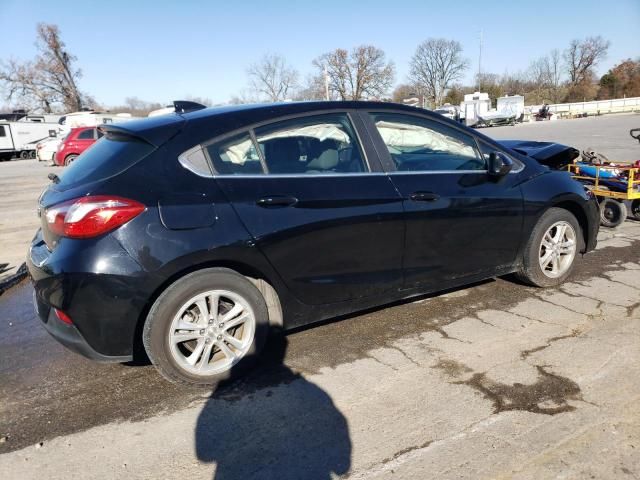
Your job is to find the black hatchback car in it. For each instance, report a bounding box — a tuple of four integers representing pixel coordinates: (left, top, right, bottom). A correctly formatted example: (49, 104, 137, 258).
(28, 101, 599, 385)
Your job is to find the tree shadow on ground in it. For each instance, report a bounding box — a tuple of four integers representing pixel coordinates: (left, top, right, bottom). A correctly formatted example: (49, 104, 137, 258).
(195, 330, 351, 479)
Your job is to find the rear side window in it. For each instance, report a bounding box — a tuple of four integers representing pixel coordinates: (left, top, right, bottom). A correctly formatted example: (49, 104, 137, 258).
(254, 114, 366, 174)
(57, 134, 154, 189)
(77, 129, 95, 140)
(372, 113, 484, 172)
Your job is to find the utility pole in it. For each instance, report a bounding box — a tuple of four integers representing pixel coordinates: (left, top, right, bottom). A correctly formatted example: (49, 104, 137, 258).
(478, 29, 483, 92)
(324, 64, 330, 101)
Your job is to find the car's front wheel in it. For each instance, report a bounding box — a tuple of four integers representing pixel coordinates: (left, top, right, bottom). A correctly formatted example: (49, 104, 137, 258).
(516, 208, 582, 287)
(143, 268, 269, 386)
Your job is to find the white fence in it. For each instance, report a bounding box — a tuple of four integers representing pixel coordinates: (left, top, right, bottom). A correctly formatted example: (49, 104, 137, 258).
(526, 97, 640, 118)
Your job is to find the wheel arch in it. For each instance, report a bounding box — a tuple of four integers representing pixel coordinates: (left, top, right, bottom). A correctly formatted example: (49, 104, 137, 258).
(131, 260, 284, 362)
(550, 200, 590, 252)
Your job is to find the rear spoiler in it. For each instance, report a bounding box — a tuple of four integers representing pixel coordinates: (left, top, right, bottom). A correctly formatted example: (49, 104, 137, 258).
(98, 113, 185, 147)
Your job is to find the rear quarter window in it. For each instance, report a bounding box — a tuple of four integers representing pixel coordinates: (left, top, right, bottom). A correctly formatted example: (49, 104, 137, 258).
(57, 134, 155, 189)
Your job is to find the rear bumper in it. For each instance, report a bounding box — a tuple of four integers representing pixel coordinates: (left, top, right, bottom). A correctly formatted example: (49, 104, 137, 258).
(33, 291, 131, 362)
(27, 230, 149, 362)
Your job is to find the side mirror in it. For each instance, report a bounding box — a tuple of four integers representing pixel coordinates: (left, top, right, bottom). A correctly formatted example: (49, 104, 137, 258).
(488, 152, 513, 177)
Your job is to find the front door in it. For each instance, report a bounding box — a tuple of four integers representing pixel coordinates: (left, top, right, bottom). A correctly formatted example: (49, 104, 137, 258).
(364, 111, 523, 290)
(207, 112, 405, 305)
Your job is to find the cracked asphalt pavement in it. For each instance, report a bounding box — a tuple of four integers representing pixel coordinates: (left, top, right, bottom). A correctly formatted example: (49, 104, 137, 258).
(1, 219, 639, 479)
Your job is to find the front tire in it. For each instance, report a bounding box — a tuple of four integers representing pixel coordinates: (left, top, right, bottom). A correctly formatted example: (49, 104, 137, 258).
(143, 268, 269, 386)
(516, 208, 582, 287)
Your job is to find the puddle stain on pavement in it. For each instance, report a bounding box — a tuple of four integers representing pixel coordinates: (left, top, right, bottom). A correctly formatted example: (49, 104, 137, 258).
(455, 365, 582, 415)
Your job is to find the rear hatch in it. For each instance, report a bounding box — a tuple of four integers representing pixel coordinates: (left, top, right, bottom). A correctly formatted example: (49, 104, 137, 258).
(38, 114, 184, 250)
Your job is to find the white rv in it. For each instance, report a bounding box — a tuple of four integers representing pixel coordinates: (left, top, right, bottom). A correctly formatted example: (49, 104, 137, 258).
(0, 116, 62, 160)
(59, 111, 137, 132)
(0, 111, 138, 160)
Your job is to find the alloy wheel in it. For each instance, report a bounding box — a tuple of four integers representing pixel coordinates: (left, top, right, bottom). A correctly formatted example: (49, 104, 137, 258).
(538, 221, 577, 278)
(168, 290, 256, 376)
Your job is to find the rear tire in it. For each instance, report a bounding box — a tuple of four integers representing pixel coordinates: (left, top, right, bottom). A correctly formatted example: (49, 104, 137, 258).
(64, 154, 78, 166)
(631, 200, 640, 221)
(143, 268, 269, 387)
(599, 198, 627, 228)
(516, 208, 582, 287)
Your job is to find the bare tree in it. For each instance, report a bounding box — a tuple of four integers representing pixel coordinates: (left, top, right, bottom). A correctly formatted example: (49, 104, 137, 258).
(564, 36, 610, 86)
(247, 54, 298, 102)
(528, 57, 550, 104)
(313, 45, 395, 101)
(543, 49, 564, 103)
(392, 84, 417, 103)
(294, 73, 329, 101)
(408, 38, 468, 108)
(0, 23, 88, 112)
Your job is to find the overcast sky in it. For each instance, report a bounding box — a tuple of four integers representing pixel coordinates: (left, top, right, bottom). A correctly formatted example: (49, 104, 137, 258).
(1, 0, 639, 106)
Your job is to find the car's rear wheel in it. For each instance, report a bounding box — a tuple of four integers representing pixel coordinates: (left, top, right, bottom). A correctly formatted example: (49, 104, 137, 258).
(64, 154, 78, 166)
(143, 268, 269, 386)
(516, 208, 582, 287)
(599, 198, 627, 228)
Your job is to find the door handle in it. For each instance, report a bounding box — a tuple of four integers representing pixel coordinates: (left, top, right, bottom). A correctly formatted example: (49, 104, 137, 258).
(409, 192, 440, 202)
(256, 196, 298, 208)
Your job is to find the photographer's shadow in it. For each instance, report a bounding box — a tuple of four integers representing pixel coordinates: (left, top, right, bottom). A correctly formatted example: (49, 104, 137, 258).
(195, 330, 352, 479)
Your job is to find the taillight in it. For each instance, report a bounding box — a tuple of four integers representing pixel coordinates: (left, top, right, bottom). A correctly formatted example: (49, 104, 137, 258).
(54, 308, 73, 325)
(45, 195, 145, 239)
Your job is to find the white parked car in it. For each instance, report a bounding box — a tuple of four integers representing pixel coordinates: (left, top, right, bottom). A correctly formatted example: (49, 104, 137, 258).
(36, 137, 62, 163)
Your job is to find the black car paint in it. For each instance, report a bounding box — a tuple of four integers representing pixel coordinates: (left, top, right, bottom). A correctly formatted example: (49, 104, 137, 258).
(27, 101, 600, 361)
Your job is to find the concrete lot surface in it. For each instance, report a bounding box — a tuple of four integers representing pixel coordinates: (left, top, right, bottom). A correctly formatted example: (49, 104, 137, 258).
(0, 159, 50, 282)
(0, 222, 638, 479)
(486, 112, 640, 162)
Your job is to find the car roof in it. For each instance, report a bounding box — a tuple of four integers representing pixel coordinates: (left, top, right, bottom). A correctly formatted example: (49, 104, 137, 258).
(102, 101, 459, 147)
(182, 101, 429, 121)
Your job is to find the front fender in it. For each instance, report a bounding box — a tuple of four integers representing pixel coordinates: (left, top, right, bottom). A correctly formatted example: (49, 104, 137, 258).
(520, 170, 599, 254)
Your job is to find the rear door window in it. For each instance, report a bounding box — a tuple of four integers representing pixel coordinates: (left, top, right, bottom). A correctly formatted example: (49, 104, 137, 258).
(254, 114, 366, 174)
(57, 134, 154, 189)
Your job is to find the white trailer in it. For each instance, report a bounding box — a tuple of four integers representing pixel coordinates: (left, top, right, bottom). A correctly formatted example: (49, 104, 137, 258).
(496, 95, 525, 121)
(0, 119, 61, 160)
(460, 92, 491, 126)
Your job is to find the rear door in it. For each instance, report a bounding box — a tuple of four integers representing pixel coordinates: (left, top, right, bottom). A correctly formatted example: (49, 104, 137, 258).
(362, 111, 523, 290)
(206, 112, 405, 305)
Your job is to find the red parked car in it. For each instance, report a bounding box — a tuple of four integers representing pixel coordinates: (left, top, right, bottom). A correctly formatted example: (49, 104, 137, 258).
(55, 127, 103, 166)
